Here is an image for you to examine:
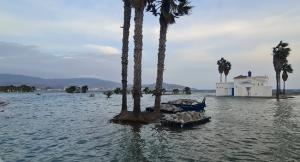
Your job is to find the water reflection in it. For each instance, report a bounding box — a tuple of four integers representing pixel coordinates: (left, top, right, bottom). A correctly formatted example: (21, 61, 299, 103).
(115, 124, 148, 162)
(272, 100, 299, 161)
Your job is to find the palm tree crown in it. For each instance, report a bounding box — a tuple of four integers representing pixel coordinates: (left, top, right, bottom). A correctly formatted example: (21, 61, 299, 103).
(224, 61, 231, 76)
(273, 41, 290, 72)
(217, 58, 226, 74)
(147, 0, 192, 25)
(282, 63, 293, 82)
(224, 61, 231, 83)
(217, 57, 226, 82)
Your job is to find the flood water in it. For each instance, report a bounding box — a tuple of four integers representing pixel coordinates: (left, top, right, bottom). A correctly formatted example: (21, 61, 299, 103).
(0, 92, 299, 162)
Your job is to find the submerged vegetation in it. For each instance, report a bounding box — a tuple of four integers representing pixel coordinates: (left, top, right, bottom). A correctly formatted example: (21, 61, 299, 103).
(65, 85, 88, 93)
(104, 91, 113, 98)
(183, 87, 191, 94)
(173, 88, 179, 94)
(107, 87, 191, 98)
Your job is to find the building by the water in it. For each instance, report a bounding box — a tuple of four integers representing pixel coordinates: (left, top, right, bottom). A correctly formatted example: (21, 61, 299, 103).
(216, 71, 272, 97)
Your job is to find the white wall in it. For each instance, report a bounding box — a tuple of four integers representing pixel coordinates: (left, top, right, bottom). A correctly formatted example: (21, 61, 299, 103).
(216, 82, 234, 96)
(234, 77, 272, 97)
(251, 86, 272, 97)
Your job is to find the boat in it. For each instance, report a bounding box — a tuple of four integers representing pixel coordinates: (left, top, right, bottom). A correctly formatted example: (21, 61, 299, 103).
(164, 97, 206, 112)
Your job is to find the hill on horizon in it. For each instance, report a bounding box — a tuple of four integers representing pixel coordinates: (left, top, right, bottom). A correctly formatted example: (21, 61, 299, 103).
(0, 74, 195, 90)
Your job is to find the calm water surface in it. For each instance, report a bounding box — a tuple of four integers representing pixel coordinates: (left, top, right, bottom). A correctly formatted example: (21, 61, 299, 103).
(0, 92, 299, 162)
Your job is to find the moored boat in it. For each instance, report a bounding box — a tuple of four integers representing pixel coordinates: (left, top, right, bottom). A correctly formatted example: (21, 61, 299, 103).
(166, 98, 206, 112)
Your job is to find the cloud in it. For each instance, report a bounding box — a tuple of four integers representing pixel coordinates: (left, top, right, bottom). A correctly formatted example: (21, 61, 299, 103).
(0, 0, 300, 89)
(84, 44, 120, 55)
(0, 14, 122, 40)
(0, 41, 121, 80)
(168, 12, 300, 43)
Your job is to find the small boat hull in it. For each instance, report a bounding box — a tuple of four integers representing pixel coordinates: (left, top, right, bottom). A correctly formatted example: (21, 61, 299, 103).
(172, 103, 206, 112)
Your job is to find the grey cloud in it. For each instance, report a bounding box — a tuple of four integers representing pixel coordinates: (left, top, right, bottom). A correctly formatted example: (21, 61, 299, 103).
(0, 41, 121, 81)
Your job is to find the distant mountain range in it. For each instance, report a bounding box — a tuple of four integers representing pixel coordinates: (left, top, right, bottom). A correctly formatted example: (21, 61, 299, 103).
(0, 74, 194, 90)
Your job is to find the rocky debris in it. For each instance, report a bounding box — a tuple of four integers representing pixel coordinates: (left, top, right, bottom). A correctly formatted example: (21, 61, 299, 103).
(167, 99, 199, 105)
(161, 111, 205, 124)
(146, 104, 183, 113)
(160, 104, 183, 112)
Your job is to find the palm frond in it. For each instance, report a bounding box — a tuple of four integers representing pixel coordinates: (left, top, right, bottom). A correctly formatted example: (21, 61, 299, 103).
(147, 0, 192, 25)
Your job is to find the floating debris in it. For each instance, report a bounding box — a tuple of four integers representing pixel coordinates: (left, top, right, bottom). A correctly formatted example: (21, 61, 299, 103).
(0, 101, 8, 107)
(0, 101, 9, 112)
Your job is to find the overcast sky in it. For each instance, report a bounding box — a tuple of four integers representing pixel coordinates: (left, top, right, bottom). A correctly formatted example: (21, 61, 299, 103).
(0, 0, 299, 89)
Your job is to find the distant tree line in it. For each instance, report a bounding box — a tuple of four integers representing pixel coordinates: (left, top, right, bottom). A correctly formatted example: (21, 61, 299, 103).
(0, 85, 35, 93)
(103, 86, 192, 98)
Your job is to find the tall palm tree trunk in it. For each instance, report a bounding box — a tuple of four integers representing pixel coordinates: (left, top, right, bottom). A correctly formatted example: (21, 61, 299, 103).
(121, 0, 131, 113)
(225, 75, 227, 83)
(220, 73, 222, 83)
(283, 81, 286, 95)
(132, 4, 144, 116)
(276, 71, 280, 100)
(154, 23, 168, 113)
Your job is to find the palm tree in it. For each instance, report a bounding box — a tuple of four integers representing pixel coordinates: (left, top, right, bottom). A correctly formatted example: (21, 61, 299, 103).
(273, 41, 290, 100)
(147, 0, 192, 113)
(104, 91, 113, 98)
(132, 0, 148, 116)
(217, 58, 226, 83)
(81, 85, 88, 93)
(281, 63, 293, 95)
(143, 87, 151, 94)
(224, 61, 231, 83)
(183, 87, 191, 94)
(114, 87, 122, 94)
(172, 88, 179, 94)
(121, 0, 132, 113)
(162, 88, 166, 95)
